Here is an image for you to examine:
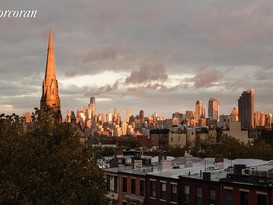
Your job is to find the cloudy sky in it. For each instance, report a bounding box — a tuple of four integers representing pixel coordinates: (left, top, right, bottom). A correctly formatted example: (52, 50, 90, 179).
(1, 0, 273, 118)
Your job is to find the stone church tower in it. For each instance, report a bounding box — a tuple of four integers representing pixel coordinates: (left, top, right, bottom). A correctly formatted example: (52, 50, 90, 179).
(40, 30, 61, 113)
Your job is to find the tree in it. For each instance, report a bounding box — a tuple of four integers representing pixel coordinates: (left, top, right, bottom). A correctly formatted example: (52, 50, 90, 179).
(246, 138, 273, 160)
(0, 109, 108, 204)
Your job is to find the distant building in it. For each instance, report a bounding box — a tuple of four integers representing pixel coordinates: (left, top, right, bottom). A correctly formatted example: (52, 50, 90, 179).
(255, 111, 265, 127)
(87, 96, 95, 119)
(265, 113, 273, 127)
(230, 107, 239, 121)
(126, 108, 131, 123)
(140, 110, 144, 123)
(106, 112, 113, 123)
(223, 121, 249, 143)
(238, 89, 254, 130)
(208, 98, 219, 121)
(23, 112, 32, 123)
(172, 112, 185, 125)
(218, 114, 249, 143)
(195, 100, 205, 120)
(218, 115, 238, 130)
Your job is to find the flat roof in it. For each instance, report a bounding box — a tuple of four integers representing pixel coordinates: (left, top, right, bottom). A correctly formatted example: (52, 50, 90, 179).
(103, 157, 271, 181)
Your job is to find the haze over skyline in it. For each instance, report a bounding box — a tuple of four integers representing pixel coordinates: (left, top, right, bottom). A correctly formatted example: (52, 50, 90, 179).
(1, 0, 273, 118)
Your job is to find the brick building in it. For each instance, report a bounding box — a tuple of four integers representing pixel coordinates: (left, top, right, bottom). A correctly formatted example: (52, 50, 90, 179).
(103, 156, 273, 205)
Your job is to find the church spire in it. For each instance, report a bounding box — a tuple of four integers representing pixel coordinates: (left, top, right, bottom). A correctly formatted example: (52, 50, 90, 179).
(45, 29, 56, 81)
(40, 30, 61, 113)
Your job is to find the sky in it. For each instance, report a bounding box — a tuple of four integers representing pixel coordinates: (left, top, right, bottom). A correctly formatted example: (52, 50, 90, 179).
(1, 0, 273, 119)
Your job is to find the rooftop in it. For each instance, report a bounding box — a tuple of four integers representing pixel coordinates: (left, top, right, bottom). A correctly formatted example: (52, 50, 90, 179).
(104, 156, 271, 182)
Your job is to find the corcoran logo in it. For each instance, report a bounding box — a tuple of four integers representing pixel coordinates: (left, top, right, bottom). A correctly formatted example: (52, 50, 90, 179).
(0, 10, 37, 18)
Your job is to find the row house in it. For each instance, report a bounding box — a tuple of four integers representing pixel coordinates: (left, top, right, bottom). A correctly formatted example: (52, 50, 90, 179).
(104, 156, 273, 205)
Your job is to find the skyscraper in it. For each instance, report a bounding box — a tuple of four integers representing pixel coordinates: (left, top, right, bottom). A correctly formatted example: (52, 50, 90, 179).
(255, 111, 265, 127)
(140, 110, 144, 123)
(195, 100, 205, 120)
(87, 97, 95, 119)
(238, 89, 254, 130)
(208, 98, 219, 121)
(40, 30, 61, 113)
(126, 108, 131, 123)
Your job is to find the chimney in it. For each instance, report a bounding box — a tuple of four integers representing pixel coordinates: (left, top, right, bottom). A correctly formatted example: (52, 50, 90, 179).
(203, 172, 211, 181)
(133, 159, 143, 170)
(184, 151, 193, 168)
(214, 156, 224, 169)
(161, 160, 172, 171)
(234, 164, 246, 175)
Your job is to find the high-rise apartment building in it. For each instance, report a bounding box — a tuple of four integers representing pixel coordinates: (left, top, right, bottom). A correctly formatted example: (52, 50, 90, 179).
(265, 113, 273, 127)
(208, 98, 219, 121)
(40, 30, 61, 113)
(140, 110, 144, 123)
(230, 107, 239, 121)
(238, 89, 254, 130)
(195, 100, 205, 120)
(255, 111, 265, 127)
(106, 112, 113, 123)
(126, 108, 131, 123)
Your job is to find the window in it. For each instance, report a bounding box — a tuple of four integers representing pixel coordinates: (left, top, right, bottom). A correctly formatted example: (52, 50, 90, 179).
(209, 189, 216, 205)
(122, 202, 127, 205)
(160, 182, 167, 200)
(183, 185, 190, 204)
(150, 181, 156, 198)
(240, 191, 249, 205)
(114, 176, 118, 193)
(122, 177, 127, 193)
(257, 194, 266, 205)
(140, 180, 145, 196)
(196, 187, 202, 205)
(171, 137, 173, 142)
(171, 184, 178, 202)
(131, 178, 136, 194)
(106, 175, 110, 191)
(224, 189, 232, 205)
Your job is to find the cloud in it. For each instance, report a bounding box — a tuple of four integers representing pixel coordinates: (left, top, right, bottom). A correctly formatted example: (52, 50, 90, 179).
(0, 104, 13, 109)
(190, 68, 223, 88)
(84, 80, 121, 96)
(2, 0, 273, 116)
(0, 66, 9, 74)
(126, 82, 191, 94)
(255, 71, 273, 81)
(125, 64, 168, 84)
(83, 47, 118, 62)
(64, 71, 82, 78)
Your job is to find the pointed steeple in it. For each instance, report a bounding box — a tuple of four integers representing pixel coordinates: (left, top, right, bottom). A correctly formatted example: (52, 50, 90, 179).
(40, 30, 61, 113)
(45, 29, 56, 81)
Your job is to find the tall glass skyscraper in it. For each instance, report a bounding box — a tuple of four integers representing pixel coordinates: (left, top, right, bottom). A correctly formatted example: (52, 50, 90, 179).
(238, 89, 254, 130)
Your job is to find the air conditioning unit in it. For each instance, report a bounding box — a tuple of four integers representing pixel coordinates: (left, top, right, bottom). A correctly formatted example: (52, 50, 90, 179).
(242, 168, 250, 175)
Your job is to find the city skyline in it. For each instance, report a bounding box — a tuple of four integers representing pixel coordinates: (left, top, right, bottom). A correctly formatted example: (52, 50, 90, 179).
(1, 1, 273, 118)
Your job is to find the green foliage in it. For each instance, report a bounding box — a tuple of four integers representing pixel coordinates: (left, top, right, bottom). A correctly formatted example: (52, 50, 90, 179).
(91, 146, 116, 158)
(145, 149, 160, 157)
(246, 138, 273, 160)
(123, 141, 141, 149)
(166, 145, 186, 158)
(193, 135, 273, 160)
(0, 109, 108, 205)
(154, 133, 273, 160)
